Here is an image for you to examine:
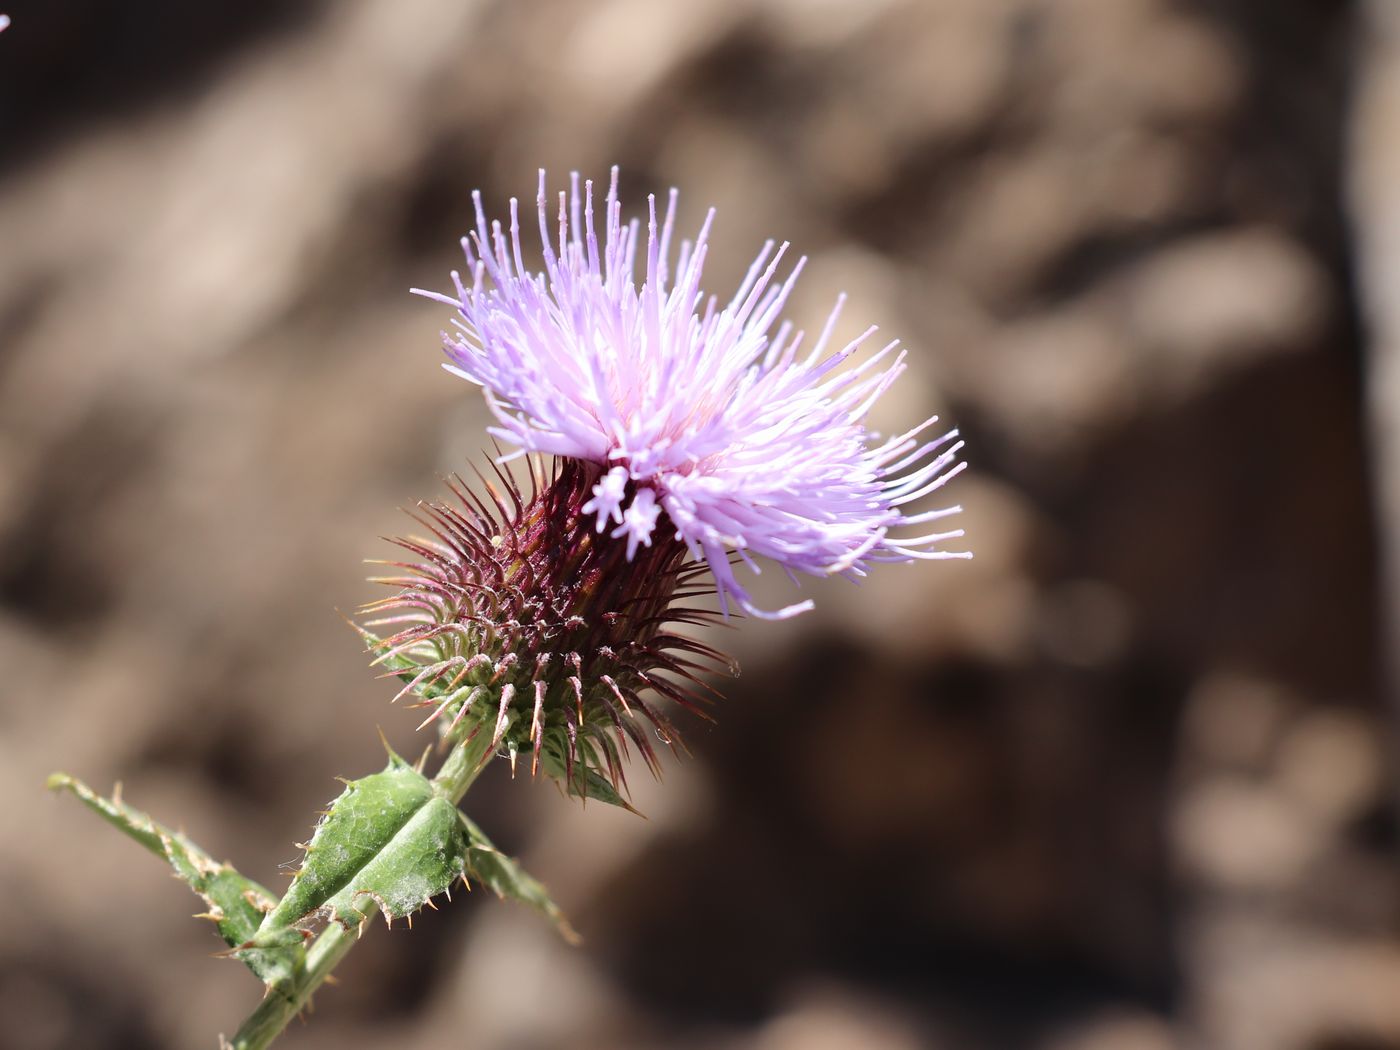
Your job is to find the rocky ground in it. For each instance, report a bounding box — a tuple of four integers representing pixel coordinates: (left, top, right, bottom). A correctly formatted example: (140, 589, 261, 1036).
(0, 1, 1394, 1048)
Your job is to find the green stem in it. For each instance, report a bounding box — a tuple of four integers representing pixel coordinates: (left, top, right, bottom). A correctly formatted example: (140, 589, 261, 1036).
(431, 728, 495, 803)
(226, 732, 493, 1050)
(224, 922, 357, 1050)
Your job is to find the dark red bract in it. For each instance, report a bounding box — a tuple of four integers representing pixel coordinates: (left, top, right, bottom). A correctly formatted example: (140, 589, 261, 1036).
(360, 458, 734, 797)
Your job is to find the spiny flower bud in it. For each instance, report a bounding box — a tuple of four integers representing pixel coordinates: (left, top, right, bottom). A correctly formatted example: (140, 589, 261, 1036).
(361, 458, 731, 794)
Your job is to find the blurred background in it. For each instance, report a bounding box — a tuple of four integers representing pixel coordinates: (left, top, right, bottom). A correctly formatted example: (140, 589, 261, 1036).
(1, 1, 1395, 1048)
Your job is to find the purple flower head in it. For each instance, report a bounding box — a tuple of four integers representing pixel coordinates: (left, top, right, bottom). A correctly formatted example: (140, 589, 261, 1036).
(416, 169, 969, 619)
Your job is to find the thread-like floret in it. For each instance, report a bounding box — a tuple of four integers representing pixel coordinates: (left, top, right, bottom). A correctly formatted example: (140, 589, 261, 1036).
(416, 169, 970, 619)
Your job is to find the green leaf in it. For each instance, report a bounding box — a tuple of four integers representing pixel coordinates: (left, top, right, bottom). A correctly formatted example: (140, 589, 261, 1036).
(258, 755, 469, 934)
(47, 773, 300, 987)
(460, 813, 580, 945)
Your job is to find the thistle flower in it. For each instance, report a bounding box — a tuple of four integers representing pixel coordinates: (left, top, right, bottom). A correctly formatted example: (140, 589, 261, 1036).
(415, 168, 969, 620)
(369, 170, 970, 794)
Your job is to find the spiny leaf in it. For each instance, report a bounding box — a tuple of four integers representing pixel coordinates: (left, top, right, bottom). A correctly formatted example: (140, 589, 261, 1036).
(251, 745, 578, 944)
(460, 813, 580, 945)
(47, 773, 300, 988)
(257, 755, 469, 934)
